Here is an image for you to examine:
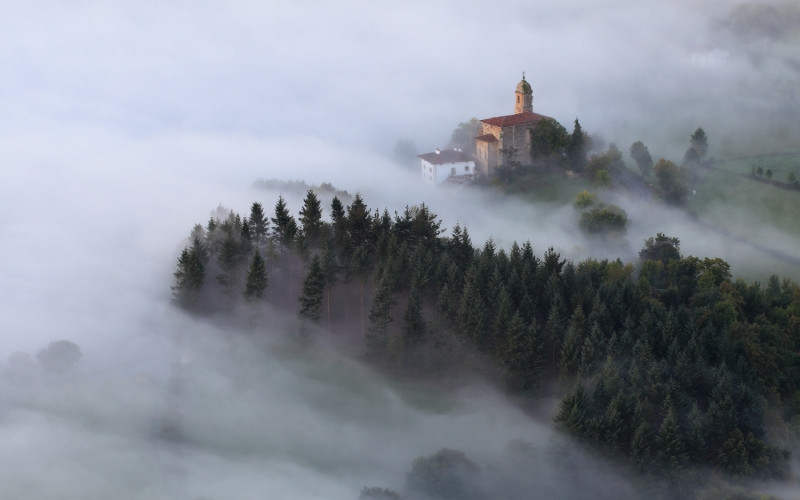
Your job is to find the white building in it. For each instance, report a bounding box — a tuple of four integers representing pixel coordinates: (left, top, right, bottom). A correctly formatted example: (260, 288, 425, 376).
(418, 149, 476, 186)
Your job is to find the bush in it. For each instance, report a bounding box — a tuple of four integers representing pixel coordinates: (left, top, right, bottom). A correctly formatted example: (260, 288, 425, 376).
(579, 204, 628, 237)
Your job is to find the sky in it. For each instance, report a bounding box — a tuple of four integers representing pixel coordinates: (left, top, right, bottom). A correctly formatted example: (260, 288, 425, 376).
(1, 1, 799, 498)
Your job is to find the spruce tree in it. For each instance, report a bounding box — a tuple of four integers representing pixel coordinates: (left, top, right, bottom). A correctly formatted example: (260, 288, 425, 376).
(298, 189, 323, 248)
(271, 195, 298, 251)
(505, 314, 542, 391)
(631, 421, 653, 472)
(298, 255, 324, 322)
(320, 238, 339, 328)
(172, 247, 205, 309)
(347, 193, 371, 249)
(459, 265, 487, 349)
(244, 251, 268, 300)
(402, 280, 426, 347)
(216, 232, 239, 295)
(366, 270, 394, 361)
(658, 402, 687, 471)
(351, 244, 371, 334)
(249, 202, 269, 250)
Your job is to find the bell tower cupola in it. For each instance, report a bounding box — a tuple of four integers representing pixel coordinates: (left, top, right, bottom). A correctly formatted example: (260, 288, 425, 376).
(515, 72, 533, 114)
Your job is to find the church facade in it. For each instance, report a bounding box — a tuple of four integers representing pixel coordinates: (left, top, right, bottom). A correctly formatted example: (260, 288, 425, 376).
(475, 75, 554, 177)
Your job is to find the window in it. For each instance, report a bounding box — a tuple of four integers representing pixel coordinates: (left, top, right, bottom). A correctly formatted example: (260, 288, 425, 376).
(451, 167, 456, 175)
(464, 165, 469, 172)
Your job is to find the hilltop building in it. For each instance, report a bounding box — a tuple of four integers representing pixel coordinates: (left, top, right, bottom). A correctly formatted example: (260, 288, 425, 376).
(418, 148, 475, 186)
(475, 74, 554, 177)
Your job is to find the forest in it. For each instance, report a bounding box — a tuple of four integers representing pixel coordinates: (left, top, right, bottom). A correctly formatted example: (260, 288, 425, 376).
(172, 188, 800, 494)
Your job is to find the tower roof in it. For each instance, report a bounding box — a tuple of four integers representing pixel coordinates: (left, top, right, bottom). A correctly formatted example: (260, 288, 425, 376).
(516, 74, 532, 94)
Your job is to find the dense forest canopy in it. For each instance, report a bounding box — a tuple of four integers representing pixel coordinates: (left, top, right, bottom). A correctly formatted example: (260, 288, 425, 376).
(173, 189, 800, 495)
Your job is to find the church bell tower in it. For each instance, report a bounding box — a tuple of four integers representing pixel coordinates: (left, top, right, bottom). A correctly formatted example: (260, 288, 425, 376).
(515, 73, 533, 114)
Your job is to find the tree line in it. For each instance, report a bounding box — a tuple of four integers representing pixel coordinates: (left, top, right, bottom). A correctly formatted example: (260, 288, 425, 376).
(172, 191, 800, 481)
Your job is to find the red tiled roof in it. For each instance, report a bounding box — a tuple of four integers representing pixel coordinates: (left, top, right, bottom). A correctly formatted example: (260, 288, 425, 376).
(475, 134, 498, 143)
(417, 149, 472, 165)
(480, 111, 551, 128)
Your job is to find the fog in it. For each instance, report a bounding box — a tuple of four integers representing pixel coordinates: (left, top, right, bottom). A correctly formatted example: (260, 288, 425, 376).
(2, 1, 799, 498)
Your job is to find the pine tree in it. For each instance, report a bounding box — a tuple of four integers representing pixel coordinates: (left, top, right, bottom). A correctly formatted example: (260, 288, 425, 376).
(298, 189, 323, 248)
(658, 401, 687, 471)
(351, 244, 372, 334)
(366, 270, 394, 361)
(555, 383, 589, 435)
(172, 247, 205, 309)
(216, 232, 239, 295)
(244, 251, 268, 300)
(271, 195, 298, 251)
(249, 202, 269, 250)
(402, 280, 426, 347)
(347, 193, 371, 250)
(459, 265, 487, 349)
(631, 421, 653, 472)
(505, 314, 542, 391)
(320, 238, 339, 328)
(298, 255, 324, 322)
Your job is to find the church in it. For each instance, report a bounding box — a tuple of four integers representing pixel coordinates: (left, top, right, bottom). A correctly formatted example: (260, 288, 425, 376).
(475, 75, 555, 177)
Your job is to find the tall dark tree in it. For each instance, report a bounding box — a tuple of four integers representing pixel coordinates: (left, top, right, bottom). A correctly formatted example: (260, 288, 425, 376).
(567, 118, 587, 172)
(298, 189, 323, 248)
(347, 193, 372, 250)
(629, 141, 653, 177)
(320, 239, 339, 328)
(298, 255, 324, 322)
(505, 314, 542, 391)
(402, 280, 426, 347)
(530, 117, 569, 166)
(244, 251, 268, 300)
(271, 195, 298, 251)
(172, 247, 205, 309)
(690, 127, 708, 159)
(366, 270, 394, 361)
(351, 244, 372, 334)
(639, 233, 681, 263)
(216, 232, 239, 295)
(654, 158, 689, 204)
(249, 202, 269, 250)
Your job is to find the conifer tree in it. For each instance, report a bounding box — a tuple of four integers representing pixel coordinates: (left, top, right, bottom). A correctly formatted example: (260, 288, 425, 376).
(271, 195, 298, 251)
(402, 280, 426, 348)
(299, 189, 323, 248)
(320, 238, 339, 328)
(351, 244, 371, 334)
(459, 265, 487, 349)
(555, 383, 589, 435)
(366, 270, 394, 361)
(249, 202, 269, 250)
(658, 402, 687, 471)
(567, 118, 586, 172)
(216, 232, 239, 295)
(244, 251, 268, 300)
(631, 421, 653, 472)
(505, 314, 542, 391)
(298, 255, 324, 322)
(347, 193, 371, 250)
(172, 247, 205, 309)
(191, 234, 209, 267)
